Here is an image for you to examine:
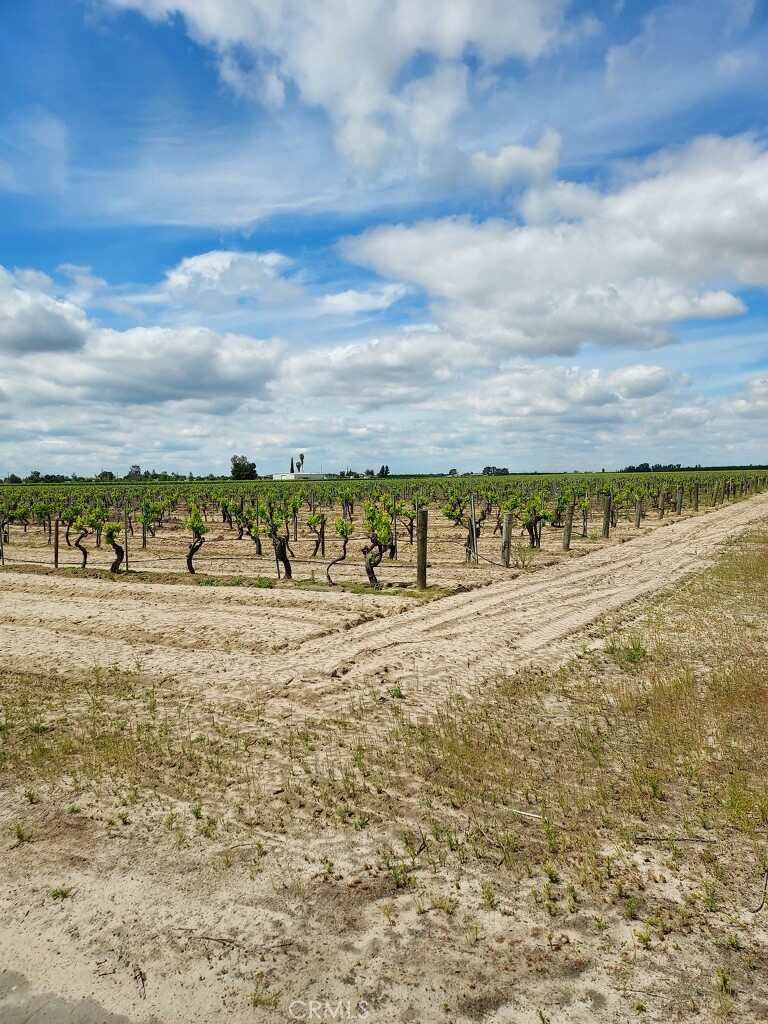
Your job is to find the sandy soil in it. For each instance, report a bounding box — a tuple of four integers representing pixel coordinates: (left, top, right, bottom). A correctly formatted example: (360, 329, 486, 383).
(1, 492, 768, 1024)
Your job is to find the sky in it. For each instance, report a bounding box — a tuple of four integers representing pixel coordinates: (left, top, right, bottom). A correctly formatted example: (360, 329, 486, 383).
(0, 0, 767, 477)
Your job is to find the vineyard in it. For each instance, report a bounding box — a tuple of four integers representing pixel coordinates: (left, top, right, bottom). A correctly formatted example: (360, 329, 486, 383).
(1, 473, 768, 1022)
(1, 470, 765, 590)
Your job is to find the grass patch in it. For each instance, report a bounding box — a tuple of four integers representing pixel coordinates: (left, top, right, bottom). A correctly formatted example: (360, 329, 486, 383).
(314, 528, 768, 910)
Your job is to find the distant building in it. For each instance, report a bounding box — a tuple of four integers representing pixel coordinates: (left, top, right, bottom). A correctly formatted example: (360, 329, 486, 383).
(270, 472, 339, 481)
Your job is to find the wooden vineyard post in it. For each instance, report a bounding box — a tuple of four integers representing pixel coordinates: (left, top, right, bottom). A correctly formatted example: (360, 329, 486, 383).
(502, 512, 513, 564)
(124, 506, 129, 572)
(416, 508, 428, 590)
(562, 505, 574, 551)
(389, 492, 398, 560)
(634, 497, 642, 529)
(693, 483, 699, 511)
(658, 490, 665, 518)
(602, 495, 611, 539)
(469, 494, 479, 565)
(54, 519, 60, 569)
(675, 486, 683, 515)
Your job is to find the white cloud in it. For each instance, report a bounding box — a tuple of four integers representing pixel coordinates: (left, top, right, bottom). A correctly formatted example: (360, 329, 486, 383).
(0, 267, 90, 354)
(726, 374, 768, 420)
(345, 134, 766, 356)
(470, 127, 561, 188)
(280, 329, 480, 411)
(57, 264, 109, 307)
(158, 250, 304, 309)
(318, 284, 407, 316)
(123, 250, 408, 327)
(103, 0, 573, 172)
(467, 364, 678, 420)
(78, 326, 283, 407)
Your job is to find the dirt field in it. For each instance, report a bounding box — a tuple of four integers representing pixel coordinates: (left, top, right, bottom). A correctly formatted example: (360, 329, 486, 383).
(1, 492, 767, 1023)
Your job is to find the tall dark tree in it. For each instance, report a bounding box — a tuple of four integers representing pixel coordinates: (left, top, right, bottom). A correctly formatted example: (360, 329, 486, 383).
(231, 454, 257, 480)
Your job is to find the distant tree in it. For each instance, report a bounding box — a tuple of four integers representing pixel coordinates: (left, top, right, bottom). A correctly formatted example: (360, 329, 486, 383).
(619, 462, 682, 473)
(25, 470, 42, 483)
(297, 453, 305, 473)
(125, 464, 142, 481)
(377, 464, 390, 477)
(95, 470, 115, 481)
(231, 454, 257, 480)
(482, 466, 509, 476)
(290, 456, 295, 473)
(6, 473, 21, 484)
(447, 469, 458, 476)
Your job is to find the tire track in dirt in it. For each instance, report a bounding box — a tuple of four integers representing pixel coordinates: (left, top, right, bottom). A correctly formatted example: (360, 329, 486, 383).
(257, 494, 768, 717)
(1, 493, 766, 726)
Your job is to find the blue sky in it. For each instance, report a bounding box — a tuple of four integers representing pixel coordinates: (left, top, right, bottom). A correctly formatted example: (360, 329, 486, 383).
(0, 0, 767, 476)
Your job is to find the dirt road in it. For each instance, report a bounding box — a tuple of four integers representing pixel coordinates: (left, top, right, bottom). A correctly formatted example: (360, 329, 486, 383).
(2, 492, 767, 724)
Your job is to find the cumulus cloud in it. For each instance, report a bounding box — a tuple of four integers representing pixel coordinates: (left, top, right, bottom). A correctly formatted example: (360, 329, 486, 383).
(281, 330, 480, 410)
(470, 127, 562, 188)
(127, 249, 409, 327)
(78, 326, 283, 407)
(157, 250, 304, 310)
(0, 266, 90, 353)
(467, 364, 678, 421)
(103, 0, 574, 172)
(345, 134, 765, 356)
(726, 375, 768, 420)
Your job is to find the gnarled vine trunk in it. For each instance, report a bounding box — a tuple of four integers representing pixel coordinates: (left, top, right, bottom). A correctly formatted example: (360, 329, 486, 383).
(326, 535, 349, 585)
(109, 541, 124, 573)
(74, 529, 89, 568)
(272, 535, 292, 579)
(362, 537, 385, 589)
(187, 534, 204, 574)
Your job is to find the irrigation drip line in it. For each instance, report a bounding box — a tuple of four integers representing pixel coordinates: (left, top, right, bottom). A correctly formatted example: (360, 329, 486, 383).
(1, 555, 57, 566)
(475, 551, 520, 570)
